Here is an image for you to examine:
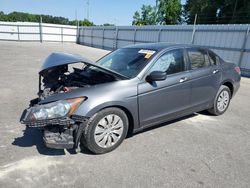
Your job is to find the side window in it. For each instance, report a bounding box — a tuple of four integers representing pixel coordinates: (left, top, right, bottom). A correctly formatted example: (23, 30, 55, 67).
(208, 51, 220, 65)
(187, 48, 210, 70)
(150, 49, 185, 75)
(208, 52, 216, 65)
(216, 56, 220, 65)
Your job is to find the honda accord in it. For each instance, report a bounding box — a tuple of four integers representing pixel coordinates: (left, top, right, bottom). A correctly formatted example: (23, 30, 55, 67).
(20, 43, 241, 154)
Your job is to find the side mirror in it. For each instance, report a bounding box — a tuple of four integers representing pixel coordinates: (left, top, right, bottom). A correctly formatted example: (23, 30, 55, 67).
(146, 71, 167, 82)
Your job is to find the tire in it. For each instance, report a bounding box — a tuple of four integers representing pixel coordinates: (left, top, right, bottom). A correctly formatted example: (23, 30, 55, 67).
(81, 107, 129, 154)
(208, 85, 231, 116)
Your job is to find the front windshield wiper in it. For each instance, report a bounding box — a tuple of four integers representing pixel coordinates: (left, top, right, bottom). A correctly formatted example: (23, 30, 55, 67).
(84, 61, 129, 80)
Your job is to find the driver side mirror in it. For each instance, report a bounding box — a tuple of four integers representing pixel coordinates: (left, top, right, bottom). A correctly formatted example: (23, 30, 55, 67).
(146, 71, 167, 82)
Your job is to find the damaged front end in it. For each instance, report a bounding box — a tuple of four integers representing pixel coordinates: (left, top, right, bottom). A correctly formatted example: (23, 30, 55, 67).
(20, 97, 88, 149)
(20, 52, 120, 150)
(37, 52, 118, 101)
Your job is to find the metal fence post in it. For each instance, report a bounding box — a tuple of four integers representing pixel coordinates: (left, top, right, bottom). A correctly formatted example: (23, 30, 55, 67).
(91, 28, 93, 47)
(76, 21, 79, 44)
(158, 29, 162, 42)
(17, 25, 20, 41)
(238, 26, 249, 67)
(81, 27, 84, 45)
(39, 16, 43, 43)
(102, 28, 105, 49)
(114, 26, 119, 49)
(61, 27, 63, 43)
(133, 28, 137, 44)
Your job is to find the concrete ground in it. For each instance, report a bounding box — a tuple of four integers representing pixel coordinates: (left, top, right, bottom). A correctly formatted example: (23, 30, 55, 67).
(0, 41, 249, 188)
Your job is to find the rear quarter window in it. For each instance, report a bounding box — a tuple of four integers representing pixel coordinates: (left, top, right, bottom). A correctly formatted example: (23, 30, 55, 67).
(187, 48, 210, 70)
(208, 51, 220, 65)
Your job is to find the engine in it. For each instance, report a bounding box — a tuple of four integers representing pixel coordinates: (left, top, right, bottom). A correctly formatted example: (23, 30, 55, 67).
(38, 64, 116, 100)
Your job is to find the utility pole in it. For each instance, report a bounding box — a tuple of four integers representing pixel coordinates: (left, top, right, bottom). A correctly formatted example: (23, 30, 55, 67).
(75, 9, 78, 21)
(154, 0, 158, 25)
(75, 9, 79, 26)
(191, 14, 197, 44)
(86, 0, 89, 20)
(232, 0, 238, 21)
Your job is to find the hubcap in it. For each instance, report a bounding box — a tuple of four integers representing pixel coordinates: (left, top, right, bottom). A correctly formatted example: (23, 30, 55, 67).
(94, 114, 124, 148)
(217, 90, 230, 112)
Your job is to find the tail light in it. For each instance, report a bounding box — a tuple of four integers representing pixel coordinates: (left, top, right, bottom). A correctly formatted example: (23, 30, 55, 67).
(234, 66, 241, 75)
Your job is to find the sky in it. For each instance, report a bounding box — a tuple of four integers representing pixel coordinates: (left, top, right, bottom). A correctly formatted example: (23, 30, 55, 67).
(0, 0, 186, 26)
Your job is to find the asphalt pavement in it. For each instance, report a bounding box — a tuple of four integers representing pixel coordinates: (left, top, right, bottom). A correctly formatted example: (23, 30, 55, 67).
(0, 41, 249, 188)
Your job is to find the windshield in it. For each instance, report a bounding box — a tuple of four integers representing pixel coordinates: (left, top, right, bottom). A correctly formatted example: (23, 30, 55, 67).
(96, 48, 156, 78)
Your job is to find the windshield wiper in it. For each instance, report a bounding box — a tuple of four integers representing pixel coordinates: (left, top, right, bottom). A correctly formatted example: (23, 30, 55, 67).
(84, 61, 129, 80)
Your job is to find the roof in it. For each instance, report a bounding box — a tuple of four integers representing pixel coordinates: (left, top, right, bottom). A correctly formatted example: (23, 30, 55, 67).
(124, 43, 201, 51)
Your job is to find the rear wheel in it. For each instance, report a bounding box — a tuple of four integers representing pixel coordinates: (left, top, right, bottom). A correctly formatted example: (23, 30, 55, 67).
(208, 85, 231, 115)
(81, 107, 128, 154)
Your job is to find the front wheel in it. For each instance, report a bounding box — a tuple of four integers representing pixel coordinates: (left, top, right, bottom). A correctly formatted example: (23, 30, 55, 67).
(81, 107, 128, 154)
(208, 85, 231, 116)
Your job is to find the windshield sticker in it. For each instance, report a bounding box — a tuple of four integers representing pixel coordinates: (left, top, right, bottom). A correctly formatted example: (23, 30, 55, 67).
(144, 53, 152, 59)
(138, 49, 156, 59)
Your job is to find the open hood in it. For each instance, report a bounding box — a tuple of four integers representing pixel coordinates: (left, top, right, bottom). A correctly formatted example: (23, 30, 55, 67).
(40, 52, 94, 73)
(35, 52, 128, 102)
(39, 52, 127, 79)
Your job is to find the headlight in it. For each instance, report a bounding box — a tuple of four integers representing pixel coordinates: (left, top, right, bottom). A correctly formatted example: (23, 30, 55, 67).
(30, 97, 86, 121)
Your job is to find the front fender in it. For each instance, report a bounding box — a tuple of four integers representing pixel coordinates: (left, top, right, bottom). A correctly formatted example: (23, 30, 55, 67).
(73, 97, 139, 130)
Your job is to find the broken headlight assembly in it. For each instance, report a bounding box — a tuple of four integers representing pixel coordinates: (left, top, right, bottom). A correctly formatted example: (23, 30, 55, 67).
(28, 97, 86, 121)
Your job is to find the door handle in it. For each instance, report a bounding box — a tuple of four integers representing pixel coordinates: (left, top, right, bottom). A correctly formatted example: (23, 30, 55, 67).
(213, 69, 219, 74)
(179, 77, 188, 83)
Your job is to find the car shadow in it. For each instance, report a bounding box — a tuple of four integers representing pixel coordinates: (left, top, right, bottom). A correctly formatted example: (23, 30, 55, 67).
(12, 126, 95, 155)
(13, 113, 200, 156)
(130, 113, 198, 138)
(197, 110, 215, 116)
(12, 127, 65, 156)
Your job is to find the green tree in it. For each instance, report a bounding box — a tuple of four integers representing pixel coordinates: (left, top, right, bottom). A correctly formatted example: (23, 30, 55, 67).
(184, 0, 250, 24)
(132, 11, 143, 25)
(69, 19, 94, 26)
(0, 11, 7, 21)
(218, 0, 250, 24)
(132, 1, 182, 25)
(79, 19, 94, 26)
(184, 0, 219, 24)
(157, 0, 182, 24)
(132, 5, 157, 25)
(0, 11, 96, 26)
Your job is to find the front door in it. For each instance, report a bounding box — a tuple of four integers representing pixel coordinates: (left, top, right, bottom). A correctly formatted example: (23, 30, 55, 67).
(138, 48, 192, 127)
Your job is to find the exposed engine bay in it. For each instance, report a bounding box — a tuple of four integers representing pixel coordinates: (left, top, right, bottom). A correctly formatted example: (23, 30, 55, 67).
(38, 63, 117, 100)
(20, 52, 127, 151)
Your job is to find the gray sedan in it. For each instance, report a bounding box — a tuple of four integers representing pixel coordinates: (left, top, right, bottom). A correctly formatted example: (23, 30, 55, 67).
(20, 43, 241, 154)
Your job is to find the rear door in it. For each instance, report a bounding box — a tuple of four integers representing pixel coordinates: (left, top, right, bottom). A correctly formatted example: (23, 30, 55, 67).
(186, 48, 219, 109)
(138, 48, 192, 127)
(207, 50, 222, 97)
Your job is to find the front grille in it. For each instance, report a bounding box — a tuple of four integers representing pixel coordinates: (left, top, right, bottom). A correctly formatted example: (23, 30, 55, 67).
(22, 117, 75, 128)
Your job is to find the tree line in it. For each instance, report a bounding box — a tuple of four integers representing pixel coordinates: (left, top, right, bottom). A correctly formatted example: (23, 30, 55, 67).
(132, 0, 250, 25)
(1, 0, 249, 26)
(0, 11, 114, 26)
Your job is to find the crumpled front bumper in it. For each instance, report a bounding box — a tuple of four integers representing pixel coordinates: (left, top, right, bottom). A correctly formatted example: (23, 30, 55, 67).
(20, 107, 89, 149)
